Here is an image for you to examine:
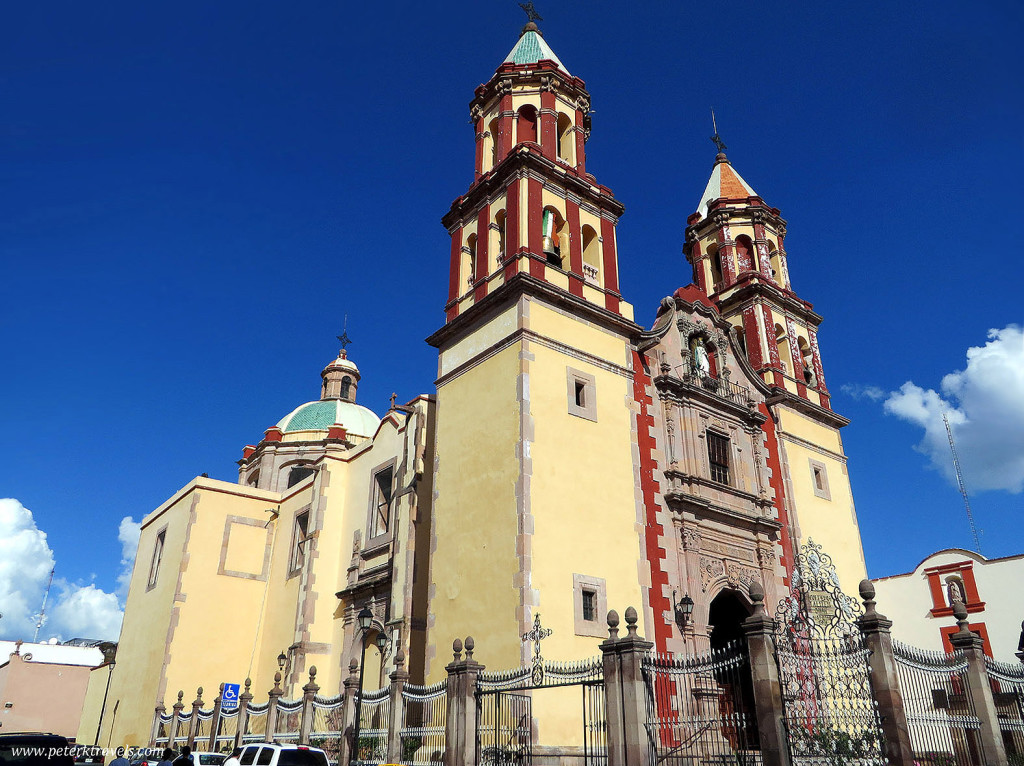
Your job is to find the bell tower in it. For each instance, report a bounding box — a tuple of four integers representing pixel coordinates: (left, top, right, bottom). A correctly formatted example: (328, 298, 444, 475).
(426, 19, 646, 685)
(442, 19, 631, 322)
(684, 145, 868, 593)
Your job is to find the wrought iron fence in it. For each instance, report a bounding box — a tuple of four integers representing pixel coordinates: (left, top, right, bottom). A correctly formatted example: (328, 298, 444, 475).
(642, 642, 761, 766)
(477, 690, 531, 766)
(893, 641, 983, 766)
(354, 685, 391, 766)
(274, 698, 303, 741)
(310, 692, 346, 764)
(194, 708, 214, 743)
(985, 656, 1024, 762)
(775, 633, 885, 766)
(214, 707, 239, 751)
(173, 712, 190, 746)
(399, 680, 447, 765)
(243, 701, 269, 743)
(155, 713, 172, 746)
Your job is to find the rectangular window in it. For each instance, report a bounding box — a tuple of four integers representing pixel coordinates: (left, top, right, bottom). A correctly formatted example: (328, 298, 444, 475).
(809, 459, 831, 500)
(289, 511, 310, 574)
(582, 589, 597, 622)
(370, 466, 394, 539)
(566, 367, 597, 421)
(707, 431, 730, 485)
(147, 529, 166, 589)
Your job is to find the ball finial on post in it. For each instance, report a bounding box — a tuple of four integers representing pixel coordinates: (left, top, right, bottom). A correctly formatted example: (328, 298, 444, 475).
(606, 609, 620, 639)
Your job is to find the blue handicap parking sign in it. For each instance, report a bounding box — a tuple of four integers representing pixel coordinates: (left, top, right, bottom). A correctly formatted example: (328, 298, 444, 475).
(222, 682, 240, 710)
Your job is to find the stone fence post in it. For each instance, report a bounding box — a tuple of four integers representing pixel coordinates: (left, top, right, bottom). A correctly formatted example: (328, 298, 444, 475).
(856, 580, 915, 766)
(208, 684, 224, 751)
(234, 678, 253, 749)
(386, 651, 410, 763)
(168, 691, 185, 746)
(186, 687, 204, 749)
(741, 583, 790, 766)
(265, 673, 284, 743)
(601, 607, 652, 766)
(444, 637, 484, 766)
(149, 703, 165, 748)
(948, 602, 1009, 766)
(338, 660, 360, 766)
(299, 666, 320, 745)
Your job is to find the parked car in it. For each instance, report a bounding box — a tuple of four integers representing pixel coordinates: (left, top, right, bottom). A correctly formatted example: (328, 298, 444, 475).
(0, 733, 75, 765)
(128, 747, 167, 766)
(190, 752, 227, 766)
(237, 744, 328, 766)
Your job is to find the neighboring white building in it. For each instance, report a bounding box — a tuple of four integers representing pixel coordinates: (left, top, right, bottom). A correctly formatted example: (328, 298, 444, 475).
(872, 548, 1024, 660)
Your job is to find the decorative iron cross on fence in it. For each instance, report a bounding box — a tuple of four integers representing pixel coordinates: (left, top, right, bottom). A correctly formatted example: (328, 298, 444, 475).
(522, 613, 553, 685)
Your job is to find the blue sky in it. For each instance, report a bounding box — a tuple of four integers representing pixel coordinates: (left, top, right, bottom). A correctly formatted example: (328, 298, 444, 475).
(1, 0, 1021, 640)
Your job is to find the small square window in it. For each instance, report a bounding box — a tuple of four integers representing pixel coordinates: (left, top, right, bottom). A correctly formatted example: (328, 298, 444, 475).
(566, 367, 597, 422)
(573, 574, 607, 637)
(808, 459, 831, 500)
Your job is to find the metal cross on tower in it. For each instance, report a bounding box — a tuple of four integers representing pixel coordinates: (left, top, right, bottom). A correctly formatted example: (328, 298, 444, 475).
(522, 612, 553, 685)
(519, 2, 543, 23)
(710, 108, 727, 154)
(337, 314, 352, 354)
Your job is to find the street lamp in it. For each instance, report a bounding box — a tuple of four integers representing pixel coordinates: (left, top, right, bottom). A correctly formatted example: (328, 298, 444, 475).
(674, 591, 695, 628)
(352, 608, 389, 765)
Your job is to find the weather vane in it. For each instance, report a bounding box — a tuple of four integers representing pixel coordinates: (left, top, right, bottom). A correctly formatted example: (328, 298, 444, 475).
(710, 108, 727, 154)
(337, 314, 352, 353)
(519, 2, 543, 23)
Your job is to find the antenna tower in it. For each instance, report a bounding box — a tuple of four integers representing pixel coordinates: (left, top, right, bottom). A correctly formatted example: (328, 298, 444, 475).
(33, 567, 55, 642)
(943, 413, 982, 553)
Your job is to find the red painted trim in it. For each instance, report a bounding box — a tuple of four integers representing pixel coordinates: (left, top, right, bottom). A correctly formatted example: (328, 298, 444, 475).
(690, 240, 707, 293)
(717, 228, 736, 285)
(499, 94, 514, 159)
(818, 392, 831, 410)
(808, 329, 828, 394)
(476, 205, 490, 283)
(752, 222, 773, 280)
(926, 571, 946, 610)
(760, 405, 795, 587)
(446, 305, 458, 322)
(474, 116, 484, 181)
(604, 293, 620, 313)
(762, 305, 781, 370)
(506, 177, 521, 258)
(264, 427, 283, 443)
(742, 307, 764, 368)
(540, 91, 556, 160)
(940, 624, 993, 657)
(527, 178, 543, 256)
(566, 200, 584, 297)
(448, 229, 462, 306)
(242, 445, 256, 460)
(930, 603, 986, 618)
(962, 566, 982, 604)
(633, 351, 672, 652)
(600, 217, 619, 294)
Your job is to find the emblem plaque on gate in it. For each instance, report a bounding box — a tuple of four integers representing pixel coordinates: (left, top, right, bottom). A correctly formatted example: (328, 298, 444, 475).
(776, 538, 861, 639)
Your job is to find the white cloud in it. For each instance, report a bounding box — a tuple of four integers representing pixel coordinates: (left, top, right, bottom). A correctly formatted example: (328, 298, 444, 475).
(116, 516, 142, 597)
(0, 498, 141, 642)
(883, 325, 1024, 493)
(841, 384, 886, 401)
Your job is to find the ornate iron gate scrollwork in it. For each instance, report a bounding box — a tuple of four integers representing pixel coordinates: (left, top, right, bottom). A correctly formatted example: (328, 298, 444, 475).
(775, 540, 887, 766)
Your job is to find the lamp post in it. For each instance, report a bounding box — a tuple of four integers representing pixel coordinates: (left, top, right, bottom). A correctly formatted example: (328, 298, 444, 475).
(277, 650, 289, 691)
(351, 608, 388, 765)
(674, 591, 695, 628)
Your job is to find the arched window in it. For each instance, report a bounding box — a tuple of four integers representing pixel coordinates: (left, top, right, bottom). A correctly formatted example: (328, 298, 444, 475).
(775, 324, 790, 375)
(340, 376, 352, 400)
(542, 207, 566, 267)
(557, 112, 574, 164)
(494, 209, 506, 261)
(464, 233, 477, 286)
(287, 464, 315, 488)
(735, 234, 756, 273)
(798, 337, 816, 387)
(247, 470, 260, 487)
(487, 117, 499, 169)
(517, 105, 537, 145)
(581, 225, 600, 285)
(707, 243, 723, 290)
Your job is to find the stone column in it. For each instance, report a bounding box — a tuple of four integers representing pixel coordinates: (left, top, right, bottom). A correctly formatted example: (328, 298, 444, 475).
(234, 678, 253, 749)
(150, 703, 166, 748)
(265, 673, 283, 744)
(856, 580, 915, 766)
(299, 667, 320, 746)
(444, 637, 485, 766)
(208, 684, 224, 751)
(339, 660, 361, 766)
(600, 608, 653, 766)
(186, 687, 204, 749)
(387, 651, 410, 763)
(741, 583, 790, 766)
(948, 602, 1009, 766)
(168, 692, 185, 747)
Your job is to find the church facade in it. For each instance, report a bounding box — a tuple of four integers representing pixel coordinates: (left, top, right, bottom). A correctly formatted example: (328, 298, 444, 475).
(86, 20, 869, 748)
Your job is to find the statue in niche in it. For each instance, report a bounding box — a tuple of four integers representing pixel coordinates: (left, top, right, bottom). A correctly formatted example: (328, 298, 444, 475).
(691, 337, 711, 377)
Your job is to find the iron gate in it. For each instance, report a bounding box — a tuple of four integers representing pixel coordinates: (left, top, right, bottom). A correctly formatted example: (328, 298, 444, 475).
(477, 690, 532, 766)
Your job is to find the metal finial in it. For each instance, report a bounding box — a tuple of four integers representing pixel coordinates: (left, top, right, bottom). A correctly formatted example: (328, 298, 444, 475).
(710, 109, 727, 155)
(337, 314, 351, 355)
(519, 2, 543, 23)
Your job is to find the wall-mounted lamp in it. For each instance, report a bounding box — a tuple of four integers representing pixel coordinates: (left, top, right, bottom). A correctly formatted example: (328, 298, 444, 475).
(673, 591, 695, 627)
(277, 651, 288, 672)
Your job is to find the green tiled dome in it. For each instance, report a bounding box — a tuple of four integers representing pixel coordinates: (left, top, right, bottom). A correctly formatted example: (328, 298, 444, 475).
(277, 400, 380, 438)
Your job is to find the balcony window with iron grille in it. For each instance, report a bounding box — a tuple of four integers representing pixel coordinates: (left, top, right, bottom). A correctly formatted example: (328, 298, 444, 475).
(707, 431, 731, 485)
(369, 465, 394, 539)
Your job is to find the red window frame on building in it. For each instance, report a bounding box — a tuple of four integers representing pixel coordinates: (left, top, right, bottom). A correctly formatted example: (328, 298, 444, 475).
(924, 560, 985, 617)
(940, 623, 993, 657)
